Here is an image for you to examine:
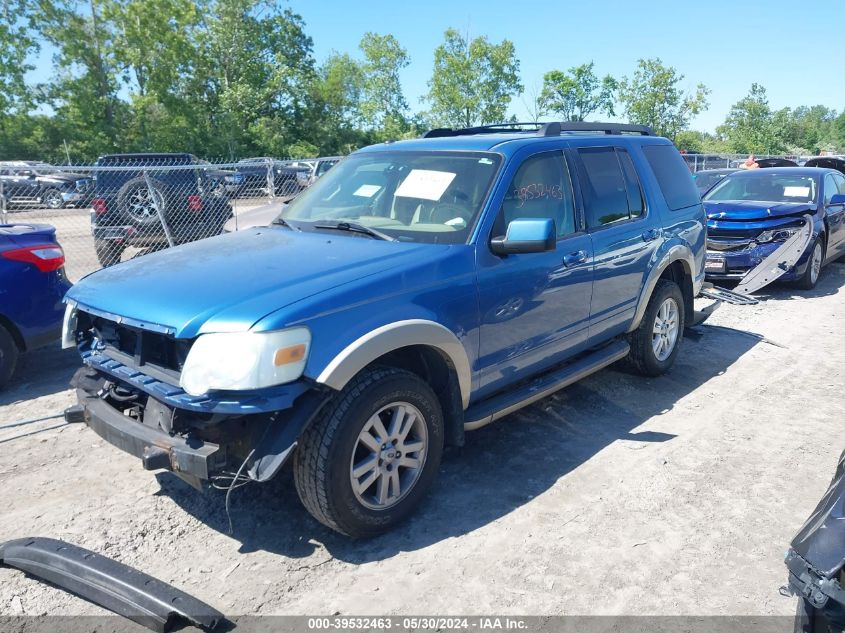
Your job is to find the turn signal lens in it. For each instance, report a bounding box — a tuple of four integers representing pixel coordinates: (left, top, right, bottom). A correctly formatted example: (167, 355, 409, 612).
(274, 344, 306, 366)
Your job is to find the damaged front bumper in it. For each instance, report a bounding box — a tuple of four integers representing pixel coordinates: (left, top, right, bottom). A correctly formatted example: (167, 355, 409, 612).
(69, 361, 331, 488)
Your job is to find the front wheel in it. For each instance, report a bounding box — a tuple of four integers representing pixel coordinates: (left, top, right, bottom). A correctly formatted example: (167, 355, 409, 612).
(625, 279, 685, 377)
(795, 237, 824, 290)
(42, 188, 64, 209)
(294, 367, 444, 538)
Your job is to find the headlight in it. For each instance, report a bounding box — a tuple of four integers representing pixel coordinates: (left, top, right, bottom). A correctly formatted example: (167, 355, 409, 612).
(756, 227, 801, 243)
(179, 327, 311, 396)
(61, 302, 78, 349)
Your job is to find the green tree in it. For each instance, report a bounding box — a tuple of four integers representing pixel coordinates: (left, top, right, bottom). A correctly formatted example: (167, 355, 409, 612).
(0, 0, 38, 122)
(717, 83, 790, 154)
(539, 62, 616, 122)
(425, 28, 521, 128)
(36, 0, 128, 159)
(358, 32, 410, 136)
(787, 105, 838, 154)
(617, 58, 709, 140)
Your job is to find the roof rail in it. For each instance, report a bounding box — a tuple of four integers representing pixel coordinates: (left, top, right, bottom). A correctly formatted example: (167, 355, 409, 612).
(422, 121, 655, 139)
(423, 122, 545, 138)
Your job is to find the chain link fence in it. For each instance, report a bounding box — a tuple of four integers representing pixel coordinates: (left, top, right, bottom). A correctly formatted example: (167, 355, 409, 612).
(0, 157, 323, 281)
(0, 152, 819, 282)
(681, 153, 811, 172)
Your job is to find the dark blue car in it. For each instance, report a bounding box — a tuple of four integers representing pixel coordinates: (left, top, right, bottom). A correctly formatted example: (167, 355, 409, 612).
(0, 224, 71, 387)
(64, 122, 708, 537)
(703, 168, 845, 289)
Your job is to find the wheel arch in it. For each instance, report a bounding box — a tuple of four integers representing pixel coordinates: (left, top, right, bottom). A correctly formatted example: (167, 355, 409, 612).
(314, 320, 472, 445)
(629, 246, 696, 333)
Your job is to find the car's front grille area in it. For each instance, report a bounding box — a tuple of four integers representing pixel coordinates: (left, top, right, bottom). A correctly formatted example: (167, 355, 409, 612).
(80, 312, 191, 384)
(707, 238, 753, 252)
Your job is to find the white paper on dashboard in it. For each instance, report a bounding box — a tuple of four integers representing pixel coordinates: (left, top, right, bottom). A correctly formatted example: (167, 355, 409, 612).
(395, 169, 456, 201)
(353, 184, 382, 197)
(783, 186, 810, 197)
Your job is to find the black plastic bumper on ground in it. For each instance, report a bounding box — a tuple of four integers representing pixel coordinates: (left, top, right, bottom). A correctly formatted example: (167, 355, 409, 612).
(0, 537, 224, 632)
(72, 391, 221, 479)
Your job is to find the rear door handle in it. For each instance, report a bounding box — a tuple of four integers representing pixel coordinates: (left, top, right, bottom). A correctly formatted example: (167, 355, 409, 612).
(642, 228, 661, 242)
(563, 250, 588, 266)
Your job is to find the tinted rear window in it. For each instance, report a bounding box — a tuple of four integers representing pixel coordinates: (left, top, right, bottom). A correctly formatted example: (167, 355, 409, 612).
(642, 145, 701, 211)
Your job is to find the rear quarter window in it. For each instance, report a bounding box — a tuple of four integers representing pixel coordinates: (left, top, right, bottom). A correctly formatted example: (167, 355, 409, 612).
(642, 145, 701, 211)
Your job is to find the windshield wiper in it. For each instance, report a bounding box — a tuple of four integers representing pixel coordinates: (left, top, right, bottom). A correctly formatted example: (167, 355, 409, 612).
(271, 217, 301, 231)
(312, 221, 397, 242)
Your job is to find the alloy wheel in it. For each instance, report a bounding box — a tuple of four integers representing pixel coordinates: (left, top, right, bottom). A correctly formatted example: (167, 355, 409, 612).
(652, 297, 680, 362)
(126, 187, 164, 221)
(349, 401, 428, 510)
(44, 190, 63, 209)
(810, 242, 823, 285)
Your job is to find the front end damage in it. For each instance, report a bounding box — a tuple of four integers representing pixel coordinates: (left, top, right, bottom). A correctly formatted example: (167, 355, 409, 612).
(786, 450, 845, 632)
(65, 307, 331, 489)
(705, 203, 817, 289)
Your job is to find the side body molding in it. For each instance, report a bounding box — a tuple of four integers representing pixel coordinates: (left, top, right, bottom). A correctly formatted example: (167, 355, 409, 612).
(628, 244, 696, 333)
(316, 319, 473, 409)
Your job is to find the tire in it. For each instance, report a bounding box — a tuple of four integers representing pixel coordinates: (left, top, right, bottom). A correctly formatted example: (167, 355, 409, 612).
(0, 324, 20, 390)
(795, 237, 824, 290)
(625, 279, 685, 377)
(95, 239, 124, 267)
(42, 188, 64, 210)
(116, 176, 171, 226)
(294, 367, 444, 538)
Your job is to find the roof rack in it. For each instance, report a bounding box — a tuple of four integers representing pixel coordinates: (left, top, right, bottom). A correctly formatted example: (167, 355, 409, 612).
(422, 121, 655, 139)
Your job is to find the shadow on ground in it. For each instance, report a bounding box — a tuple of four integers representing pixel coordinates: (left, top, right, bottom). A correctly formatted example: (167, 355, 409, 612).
(0, 345, 78, 407)
(158, 324, 760, 563)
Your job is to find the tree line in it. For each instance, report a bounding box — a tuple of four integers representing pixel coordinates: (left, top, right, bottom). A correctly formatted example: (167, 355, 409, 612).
(1, 0, 843, 163)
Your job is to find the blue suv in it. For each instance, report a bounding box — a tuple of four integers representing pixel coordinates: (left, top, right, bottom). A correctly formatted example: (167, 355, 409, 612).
(63, 122, 706, 537)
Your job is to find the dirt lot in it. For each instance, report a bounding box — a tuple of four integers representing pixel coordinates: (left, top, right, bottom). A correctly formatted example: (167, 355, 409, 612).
(1, 265, 844, 620)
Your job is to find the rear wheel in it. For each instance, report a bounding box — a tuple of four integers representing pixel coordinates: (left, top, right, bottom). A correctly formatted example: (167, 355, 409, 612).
(294, 367, 444, 538)
(0, 325, 20, 390)
(795, 237, 824, 290)
(95, 239, 124, 267)
(626, 279, 685, 377)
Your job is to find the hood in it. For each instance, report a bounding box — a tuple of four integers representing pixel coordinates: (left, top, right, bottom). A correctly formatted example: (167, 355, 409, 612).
(67, 227, 448, 339)
(791, 450, 845, 578)
(704, 200, 816, 221)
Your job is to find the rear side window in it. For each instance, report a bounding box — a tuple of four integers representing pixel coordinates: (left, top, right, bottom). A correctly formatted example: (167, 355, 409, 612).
(577, 147, 644, 228)
(642, 144, 701, 211)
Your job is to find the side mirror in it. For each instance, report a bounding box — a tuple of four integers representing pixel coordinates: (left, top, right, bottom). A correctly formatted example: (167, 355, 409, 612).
(829, 194, 845, 207)
(490, 218, 556, 256)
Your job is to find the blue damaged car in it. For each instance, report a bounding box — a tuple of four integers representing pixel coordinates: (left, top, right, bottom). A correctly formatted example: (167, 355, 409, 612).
(63, 122, 707, 537)
(703, 167, 845, 290)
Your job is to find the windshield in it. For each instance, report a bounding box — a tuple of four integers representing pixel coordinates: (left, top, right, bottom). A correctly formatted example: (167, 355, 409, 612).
(280, 151, 501, 244)
(704, 173, 818, 204)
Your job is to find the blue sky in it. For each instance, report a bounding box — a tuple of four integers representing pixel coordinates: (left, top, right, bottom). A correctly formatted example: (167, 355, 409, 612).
(289, 0, 844, 131)
(27, 0, 844, 132)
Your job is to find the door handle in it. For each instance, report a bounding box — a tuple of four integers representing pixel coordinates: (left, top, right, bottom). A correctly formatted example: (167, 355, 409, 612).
(642, 228, 661, 242)
(563, 250, 587, 267)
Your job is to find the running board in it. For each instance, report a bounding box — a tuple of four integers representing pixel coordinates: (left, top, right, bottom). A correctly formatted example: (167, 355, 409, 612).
(0, 537, 224, 632)
(464, 339, 630, 431)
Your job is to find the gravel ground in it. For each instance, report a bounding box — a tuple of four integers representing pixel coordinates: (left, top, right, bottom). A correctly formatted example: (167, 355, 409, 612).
(1, 265, 844, 621)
